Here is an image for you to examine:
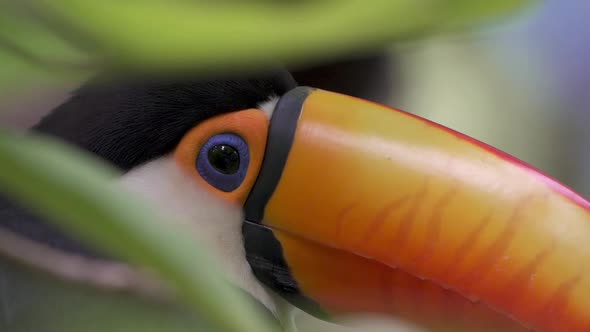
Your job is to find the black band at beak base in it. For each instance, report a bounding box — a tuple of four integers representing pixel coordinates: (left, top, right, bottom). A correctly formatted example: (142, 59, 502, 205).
(241, 86, 328, 320)
(243, 86, 312, 223)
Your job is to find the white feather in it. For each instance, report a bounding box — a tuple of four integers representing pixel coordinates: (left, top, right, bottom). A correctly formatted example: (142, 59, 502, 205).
(116, 157, 277, 314)
(258, 96, 279, 119)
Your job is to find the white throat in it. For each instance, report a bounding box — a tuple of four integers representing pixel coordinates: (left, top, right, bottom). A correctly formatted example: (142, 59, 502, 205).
(117, 157, 277, 314)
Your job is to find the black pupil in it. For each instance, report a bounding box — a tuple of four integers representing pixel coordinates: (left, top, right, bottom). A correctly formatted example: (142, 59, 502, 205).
(208, 144, 240, 174)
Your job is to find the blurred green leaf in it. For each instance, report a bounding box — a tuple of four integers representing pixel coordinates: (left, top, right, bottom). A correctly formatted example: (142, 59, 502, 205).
(0, 8, 93, 95)
(0, 131, 277, 332)
(0, 0, 532, 94)
(0, 256, 209, 332)
(7, 0, 530, 75)
(428, 0, 535, 31)
(0, 51, 87, 100)
(0, 11, 89, 66)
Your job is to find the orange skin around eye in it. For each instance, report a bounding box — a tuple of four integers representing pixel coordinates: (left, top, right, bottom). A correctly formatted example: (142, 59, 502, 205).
(174, 109, 269, 206)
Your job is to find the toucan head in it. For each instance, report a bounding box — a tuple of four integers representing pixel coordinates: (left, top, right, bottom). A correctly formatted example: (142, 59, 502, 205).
(15, 68, 590, 331)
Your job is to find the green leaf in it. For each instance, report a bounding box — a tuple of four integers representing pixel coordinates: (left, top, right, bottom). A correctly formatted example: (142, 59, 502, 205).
(0, 0, 532, 93)
(0, 50, 88, 100)
(0, 130, 277, 332)
(31, 0, 531, 73)
(0, 8, 92, 96)
(0, 255, 210, 332)
(412, 0, 534, 33)
(0, 11, 89, 66)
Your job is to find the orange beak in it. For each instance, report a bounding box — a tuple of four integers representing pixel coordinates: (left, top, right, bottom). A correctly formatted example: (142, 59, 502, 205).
(244, 87, 590, 331)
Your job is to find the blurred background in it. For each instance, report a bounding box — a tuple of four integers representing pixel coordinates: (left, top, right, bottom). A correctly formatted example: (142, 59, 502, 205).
(1, 1, 589, 331)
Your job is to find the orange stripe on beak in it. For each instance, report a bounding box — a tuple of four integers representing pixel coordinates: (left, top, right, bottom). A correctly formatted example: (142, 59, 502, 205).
(263, 89, 590, 331)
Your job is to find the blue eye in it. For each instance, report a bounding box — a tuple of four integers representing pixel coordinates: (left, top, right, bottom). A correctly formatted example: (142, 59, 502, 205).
(196, 133, 250, 192)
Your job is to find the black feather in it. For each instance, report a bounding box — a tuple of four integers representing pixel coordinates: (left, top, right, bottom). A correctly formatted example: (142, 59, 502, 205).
(33, 70, 297, 171)
(0, 69, 297, 255)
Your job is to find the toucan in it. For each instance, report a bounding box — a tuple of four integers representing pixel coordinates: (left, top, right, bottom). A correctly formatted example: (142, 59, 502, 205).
(1, 67, 590, 332)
